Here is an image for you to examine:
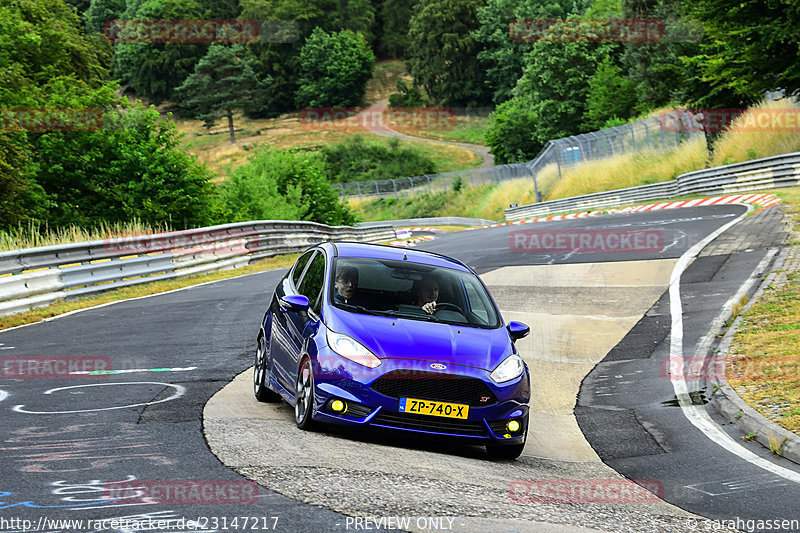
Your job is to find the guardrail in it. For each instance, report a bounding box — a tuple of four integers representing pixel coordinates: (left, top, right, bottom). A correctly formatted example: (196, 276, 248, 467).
(0, 221, 395, 316)
(506, 152, 800, 220)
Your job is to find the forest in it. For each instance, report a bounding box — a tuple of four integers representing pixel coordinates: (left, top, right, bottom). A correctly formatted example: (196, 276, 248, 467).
(1, 0, 797, 231)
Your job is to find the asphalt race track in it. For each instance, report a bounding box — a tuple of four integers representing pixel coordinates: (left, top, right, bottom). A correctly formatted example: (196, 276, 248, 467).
(1, 204, 798, 533)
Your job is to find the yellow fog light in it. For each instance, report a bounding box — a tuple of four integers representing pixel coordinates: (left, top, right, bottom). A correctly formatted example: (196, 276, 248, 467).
(507, 419, 521, 433)
(331, 399, 346, 413)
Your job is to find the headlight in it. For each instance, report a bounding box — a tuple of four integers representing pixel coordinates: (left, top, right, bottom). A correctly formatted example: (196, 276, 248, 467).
(490, 354, 524, 383)
(326, 329, 382, 368)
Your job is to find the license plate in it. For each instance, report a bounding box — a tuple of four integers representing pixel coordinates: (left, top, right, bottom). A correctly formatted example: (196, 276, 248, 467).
(398, 397, 469, 419)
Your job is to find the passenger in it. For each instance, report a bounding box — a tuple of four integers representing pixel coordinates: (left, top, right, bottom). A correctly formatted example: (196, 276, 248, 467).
(333, 265, 361, 305)
(412, 274, 440, 314)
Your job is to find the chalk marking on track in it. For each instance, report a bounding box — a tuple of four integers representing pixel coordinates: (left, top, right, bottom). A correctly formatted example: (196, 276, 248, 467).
(12, 382, 186, 414)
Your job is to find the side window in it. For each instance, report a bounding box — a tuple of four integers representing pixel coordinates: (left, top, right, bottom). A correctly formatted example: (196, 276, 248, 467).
(463, 279, 490, 324)
(291, 251, 314, 287)
(298, 252, 325, 314)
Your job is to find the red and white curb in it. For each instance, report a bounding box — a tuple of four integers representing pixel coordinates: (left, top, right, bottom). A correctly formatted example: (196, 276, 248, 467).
(467, 193, 782, 230)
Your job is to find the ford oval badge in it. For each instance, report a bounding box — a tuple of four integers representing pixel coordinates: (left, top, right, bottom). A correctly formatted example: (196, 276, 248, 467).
(430, 363, 447, 370)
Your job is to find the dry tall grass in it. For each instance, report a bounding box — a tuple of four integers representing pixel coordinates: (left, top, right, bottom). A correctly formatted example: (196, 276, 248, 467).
(710, 98, 800, 166)
(545, 138, 708, 200)
(0, 220, 173, 252)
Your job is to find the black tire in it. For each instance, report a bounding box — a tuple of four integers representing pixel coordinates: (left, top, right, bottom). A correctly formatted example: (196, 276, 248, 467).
(295, 357, 316, 430)
(486, 443, 525, 460)
(254, 335, 280, 402)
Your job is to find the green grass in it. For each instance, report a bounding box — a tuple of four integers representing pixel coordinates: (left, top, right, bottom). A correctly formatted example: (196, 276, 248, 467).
(393, 114, 490, 146)
(727, 186, 800, 434)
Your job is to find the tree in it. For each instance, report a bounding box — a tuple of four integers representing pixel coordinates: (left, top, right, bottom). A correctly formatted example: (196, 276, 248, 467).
(376, 0, 417, 58)
(0, 0, 112, 108)
(294, 28, 375, 108)
(485, 19, 613, 162)
(176, 45, 262, 144)
(407, 0, 492, 107)
(240, 0, 376, 116)
(84, 0, 126, 34)
(217, 147, 357, 226)
(472, 0, 588, 105)
(583, 55, 637, 130)
(687, 0, 800, 101)
(112, 0, 209, 104)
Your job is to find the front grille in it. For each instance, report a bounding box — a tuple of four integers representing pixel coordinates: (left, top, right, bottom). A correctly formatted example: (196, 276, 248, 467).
(370, 370, 497, 407)
(370, 411, 487, 436)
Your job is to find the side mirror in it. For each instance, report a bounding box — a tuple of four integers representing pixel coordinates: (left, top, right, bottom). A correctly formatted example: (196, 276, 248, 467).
(507, 321, 530, 341)
(280, 294, 310, 313)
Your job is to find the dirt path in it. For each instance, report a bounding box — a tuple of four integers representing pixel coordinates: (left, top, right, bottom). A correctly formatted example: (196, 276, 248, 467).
(359, 99, 495, 168)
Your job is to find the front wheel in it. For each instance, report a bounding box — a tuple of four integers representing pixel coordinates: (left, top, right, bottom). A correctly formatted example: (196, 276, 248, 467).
(486, 443, 525, 460)
(295, 357, 316, 430)
(254, 335, 280, 402)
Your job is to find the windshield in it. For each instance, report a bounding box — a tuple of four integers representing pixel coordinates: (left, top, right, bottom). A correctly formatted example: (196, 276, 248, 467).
(329, 257, 501, 329)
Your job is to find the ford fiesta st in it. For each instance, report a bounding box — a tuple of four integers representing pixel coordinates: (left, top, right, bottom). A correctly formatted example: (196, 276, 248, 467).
(253, 242, 530, 459)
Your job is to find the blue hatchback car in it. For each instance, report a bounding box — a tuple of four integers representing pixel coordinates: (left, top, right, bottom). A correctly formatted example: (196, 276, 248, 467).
(253, 242, 531, 459)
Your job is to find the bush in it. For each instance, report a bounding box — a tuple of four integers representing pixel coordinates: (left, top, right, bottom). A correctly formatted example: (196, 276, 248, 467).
(217, 146, 357, 226)
(321, 135, 436, 183)
(388, 80, 428, 108)
(485, 98, 542, 164)
(34, 103, 215, 229)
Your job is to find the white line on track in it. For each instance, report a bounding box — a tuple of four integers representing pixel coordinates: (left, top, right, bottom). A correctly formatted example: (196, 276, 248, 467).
(0, 390, 7, 403)
(69, 366, 197, 375)
(12, 381, 186, 414)
(668, 204, 800, 483)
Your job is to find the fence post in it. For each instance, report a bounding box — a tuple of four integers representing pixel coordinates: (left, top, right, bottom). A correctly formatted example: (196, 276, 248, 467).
(373, 180, 379, 196)
(629, 124, 636, 152)
(356, 182, 362, 200)
(643, 121, 651, 150)
(427, 175, 431, 194)
(391, 179, 398, 199)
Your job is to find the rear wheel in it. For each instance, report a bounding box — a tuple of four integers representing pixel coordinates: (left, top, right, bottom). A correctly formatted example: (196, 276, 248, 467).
(486, 443, 525, 460)
(295, 357, 316, 430)
(254, 335, 280, 402)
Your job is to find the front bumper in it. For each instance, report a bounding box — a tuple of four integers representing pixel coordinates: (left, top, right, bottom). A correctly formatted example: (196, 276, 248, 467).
(311, 354, 530, 444)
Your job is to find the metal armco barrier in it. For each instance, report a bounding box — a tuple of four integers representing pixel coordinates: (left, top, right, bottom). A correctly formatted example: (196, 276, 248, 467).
(0, 220, 395, 316)
(505, 152, 800, 220)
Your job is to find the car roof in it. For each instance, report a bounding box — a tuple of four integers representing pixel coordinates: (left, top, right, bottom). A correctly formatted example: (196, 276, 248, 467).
(329, 242, 471, 272)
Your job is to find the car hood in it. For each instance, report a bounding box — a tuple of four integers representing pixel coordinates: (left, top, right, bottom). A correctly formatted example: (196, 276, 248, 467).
(324, 308, 514, 371)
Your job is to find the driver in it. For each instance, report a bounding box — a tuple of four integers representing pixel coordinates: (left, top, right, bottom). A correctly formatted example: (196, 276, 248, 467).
(412, 274, 440, 315)
(334, 265, 361, 305)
